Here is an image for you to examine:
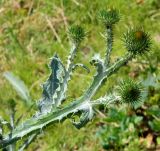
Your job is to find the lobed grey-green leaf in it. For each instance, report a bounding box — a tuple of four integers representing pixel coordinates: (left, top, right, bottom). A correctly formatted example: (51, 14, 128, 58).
(38, 54, 66, 114)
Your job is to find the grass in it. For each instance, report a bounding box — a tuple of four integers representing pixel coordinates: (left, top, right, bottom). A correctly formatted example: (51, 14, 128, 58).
(0, 0, 160, 150)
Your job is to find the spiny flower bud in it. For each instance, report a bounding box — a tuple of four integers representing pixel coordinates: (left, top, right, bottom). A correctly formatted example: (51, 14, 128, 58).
(98, 9, 120, 27)
(118, 79, 143, 106)
(68, 25, 85, 45)
(123, 28, 151, 55)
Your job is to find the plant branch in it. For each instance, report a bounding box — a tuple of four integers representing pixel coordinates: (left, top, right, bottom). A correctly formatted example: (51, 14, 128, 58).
(105, 26, 113, 66)
(0, 51, 133, 149)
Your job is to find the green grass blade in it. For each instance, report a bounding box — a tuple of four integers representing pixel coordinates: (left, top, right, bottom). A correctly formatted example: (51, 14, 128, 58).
(3, 72, 32, 106)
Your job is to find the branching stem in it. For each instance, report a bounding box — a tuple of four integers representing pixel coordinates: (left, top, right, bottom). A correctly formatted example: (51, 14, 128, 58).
(0, 52, 133, 149)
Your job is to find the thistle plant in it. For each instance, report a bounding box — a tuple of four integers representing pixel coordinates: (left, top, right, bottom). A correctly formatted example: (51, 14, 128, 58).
(0, 9, 151, 150)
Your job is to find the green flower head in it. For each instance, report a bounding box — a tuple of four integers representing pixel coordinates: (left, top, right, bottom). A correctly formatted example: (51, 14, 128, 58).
(118, 79, 143, 106)
(98, 9, 120, 27)
(68, 25, 85, 45)
(123, 28, 151, 55)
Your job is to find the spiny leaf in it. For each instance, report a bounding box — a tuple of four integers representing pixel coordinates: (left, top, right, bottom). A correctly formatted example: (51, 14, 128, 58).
(72, 111, 90, 129)
(38, 54, 66, 114)
(72, 102, 94, 129)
